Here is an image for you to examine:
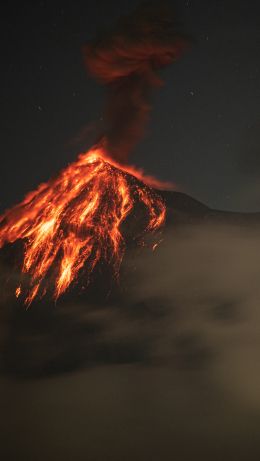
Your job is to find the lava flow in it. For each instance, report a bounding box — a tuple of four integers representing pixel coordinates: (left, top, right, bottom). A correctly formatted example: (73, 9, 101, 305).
(0, 146, 166, 305)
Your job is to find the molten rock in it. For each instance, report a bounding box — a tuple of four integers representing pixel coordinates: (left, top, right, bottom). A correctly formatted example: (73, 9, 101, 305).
(0, 146, 165, 305)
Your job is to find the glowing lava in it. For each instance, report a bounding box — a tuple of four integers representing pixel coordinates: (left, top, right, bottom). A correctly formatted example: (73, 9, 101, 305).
(0, 146, 166, 305)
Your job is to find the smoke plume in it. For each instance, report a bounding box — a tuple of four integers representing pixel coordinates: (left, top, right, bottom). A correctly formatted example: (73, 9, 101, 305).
(83, 3, 187, 162)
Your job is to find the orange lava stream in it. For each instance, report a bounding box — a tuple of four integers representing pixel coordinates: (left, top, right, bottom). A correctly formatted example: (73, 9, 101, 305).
(0, 147, 166, 305)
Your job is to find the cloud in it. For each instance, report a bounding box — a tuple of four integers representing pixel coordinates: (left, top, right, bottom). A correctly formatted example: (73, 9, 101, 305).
(127, 222, 260, 407)
(1, 220, 260, 412)
(1, 221, 260, 460)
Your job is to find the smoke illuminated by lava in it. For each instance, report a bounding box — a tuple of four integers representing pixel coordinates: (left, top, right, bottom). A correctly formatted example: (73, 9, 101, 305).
(83, 2, 188, 162)
(0, 146, 166, 305)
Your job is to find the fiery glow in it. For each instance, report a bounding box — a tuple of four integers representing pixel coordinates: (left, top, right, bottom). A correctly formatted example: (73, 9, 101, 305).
(0, 146, 166, 305)
(15, 286, 21, 298)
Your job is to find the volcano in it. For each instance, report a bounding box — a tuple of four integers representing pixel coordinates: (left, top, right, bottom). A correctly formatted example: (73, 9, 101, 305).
(1, 157, 260, 310)
(0, 4, 191, 305)
(0, 146, 168, 305)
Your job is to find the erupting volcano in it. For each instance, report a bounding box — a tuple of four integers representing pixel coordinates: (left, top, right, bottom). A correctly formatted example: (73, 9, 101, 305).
(0, 4, 188, 305)
(0, 146, 166, 305)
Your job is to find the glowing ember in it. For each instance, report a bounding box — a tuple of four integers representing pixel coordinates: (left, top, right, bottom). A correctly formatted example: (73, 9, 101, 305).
(15, 286, 21, 298)
(0, 146, 166, 305)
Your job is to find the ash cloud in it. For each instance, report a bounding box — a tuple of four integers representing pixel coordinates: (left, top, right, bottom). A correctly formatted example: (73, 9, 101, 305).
(83, 2, 187, 162)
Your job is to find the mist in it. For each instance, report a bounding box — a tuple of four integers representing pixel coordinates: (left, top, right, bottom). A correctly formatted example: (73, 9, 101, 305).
(1, 221, 260, 460)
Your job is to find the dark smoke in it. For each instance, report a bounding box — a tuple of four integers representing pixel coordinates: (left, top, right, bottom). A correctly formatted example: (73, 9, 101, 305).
(83, 3, 188, 162)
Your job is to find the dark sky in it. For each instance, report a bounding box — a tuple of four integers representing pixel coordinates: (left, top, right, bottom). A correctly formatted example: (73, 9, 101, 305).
(0, 0, 259, 212)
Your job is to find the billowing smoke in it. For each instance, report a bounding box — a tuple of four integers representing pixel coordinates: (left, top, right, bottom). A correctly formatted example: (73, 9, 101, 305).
(83, 3, 187, 162)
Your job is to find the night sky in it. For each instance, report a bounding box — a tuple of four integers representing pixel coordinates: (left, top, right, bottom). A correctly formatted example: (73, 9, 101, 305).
(1, 0, 259, 213)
